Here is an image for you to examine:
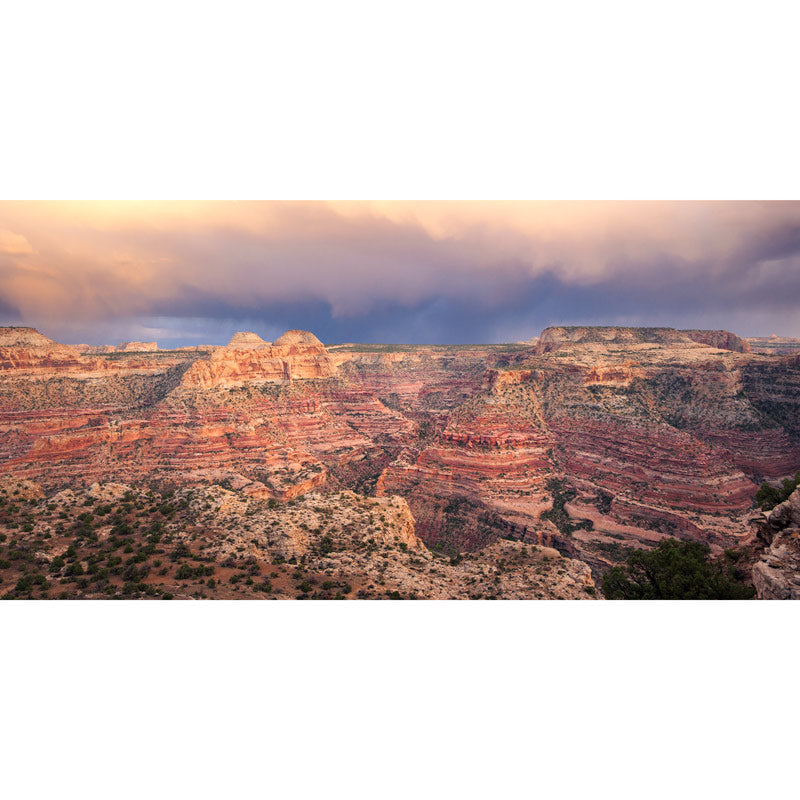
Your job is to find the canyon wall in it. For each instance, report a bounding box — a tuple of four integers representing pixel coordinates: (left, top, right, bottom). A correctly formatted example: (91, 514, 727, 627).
(1, 326, 799, 581)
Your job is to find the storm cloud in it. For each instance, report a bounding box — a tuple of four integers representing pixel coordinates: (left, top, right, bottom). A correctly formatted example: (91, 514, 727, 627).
(1, 201, 799, 345)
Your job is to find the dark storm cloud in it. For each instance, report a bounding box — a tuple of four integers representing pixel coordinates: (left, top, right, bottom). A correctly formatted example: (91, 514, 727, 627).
(0, 201, 799, 344)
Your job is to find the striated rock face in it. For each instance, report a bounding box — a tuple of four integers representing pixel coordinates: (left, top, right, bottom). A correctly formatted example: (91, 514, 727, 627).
(377, 331, 800, 572)
(751, 490, 800, 599)
(0, 330, 410, 504)
(1, 325, 799, 593)
(378, 390, 560, 553)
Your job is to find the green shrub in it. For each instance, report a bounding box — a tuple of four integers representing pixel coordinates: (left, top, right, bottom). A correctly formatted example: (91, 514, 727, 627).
(15, 573, 48, 593)
(755, 471, 800, 511)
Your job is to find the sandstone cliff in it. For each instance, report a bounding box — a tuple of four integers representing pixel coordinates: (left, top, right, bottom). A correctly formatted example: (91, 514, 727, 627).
(227, 331, 271, 348)
(180, 329, 333, 388)
(751, 489, 800, 599)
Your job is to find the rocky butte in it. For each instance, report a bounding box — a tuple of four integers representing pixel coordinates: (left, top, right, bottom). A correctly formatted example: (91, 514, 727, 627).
(0, 324, 798, 599)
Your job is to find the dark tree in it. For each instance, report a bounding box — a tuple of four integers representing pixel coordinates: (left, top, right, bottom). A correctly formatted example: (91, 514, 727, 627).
(602, 539, 755, 600)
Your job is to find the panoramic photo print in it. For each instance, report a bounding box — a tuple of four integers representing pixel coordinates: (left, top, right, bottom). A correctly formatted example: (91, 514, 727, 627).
(1, 200, 798, 600)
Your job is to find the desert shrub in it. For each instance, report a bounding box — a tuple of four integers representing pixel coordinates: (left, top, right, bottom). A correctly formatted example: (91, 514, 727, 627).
(176, 563, 213, 580)
(111, 522, 133, 536)
(170, 543, 190, 561)
(64, 561, 84, 577)
(317, 535, 334, 556)
(755, 471, 800, 511)
(14, 573, 48, 593)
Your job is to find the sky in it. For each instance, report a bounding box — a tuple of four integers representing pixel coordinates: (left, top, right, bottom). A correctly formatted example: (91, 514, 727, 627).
(1, 200, 799, 346)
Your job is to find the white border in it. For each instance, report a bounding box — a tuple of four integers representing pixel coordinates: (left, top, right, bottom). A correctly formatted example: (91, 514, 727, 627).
(1, 2, 799, 798)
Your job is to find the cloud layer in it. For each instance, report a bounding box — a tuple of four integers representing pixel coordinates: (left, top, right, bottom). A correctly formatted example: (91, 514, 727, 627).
(1, 201, 799, 344)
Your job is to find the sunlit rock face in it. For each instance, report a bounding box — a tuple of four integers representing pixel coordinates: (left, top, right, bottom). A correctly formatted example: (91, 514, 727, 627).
(226, 332, 271, 348)
(179, 329, 334, 388)
(272, 330, 324, 347)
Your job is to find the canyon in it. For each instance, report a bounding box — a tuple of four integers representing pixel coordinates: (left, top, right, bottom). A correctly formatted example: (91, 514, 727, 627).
(1, 324, 799, 598)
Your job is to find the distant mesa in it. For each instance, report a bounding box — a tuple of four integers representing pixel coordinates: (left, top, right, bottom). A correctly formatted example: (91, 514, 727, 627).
(273, 329, 323, 347)
(227, 331, 271, 349)
(536, 326, 749, 354)
(74, 341, 158, 354)
(117, 341, 158, 352)
(76, 344, 116, 354)
(747, 335, 800, 355)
